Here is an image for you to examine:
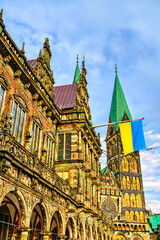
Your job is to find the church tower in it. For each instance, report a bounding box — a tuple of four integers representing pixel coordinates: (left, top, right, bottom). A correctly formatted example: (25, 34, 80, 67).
(106, 72, 150, 240)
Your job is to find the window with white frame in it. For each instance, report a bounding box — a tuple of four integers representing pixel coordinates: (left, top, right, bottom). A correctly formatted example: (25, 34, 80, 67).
(58, 133, 71, 160)
(29, 116, 44, 157)
(11, 101, 25, 143)
(45, 134, 55, 166)
(0, 85, 5, 111)
(11, 94, 29, 144)
(30, 121, 41, 154)
(0, 74, 10, 115)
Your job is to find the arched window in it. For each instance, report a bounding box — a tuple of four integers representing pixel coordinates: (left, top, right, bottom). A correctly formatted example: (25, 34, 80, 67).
(123, 176, 126, 189)
(136, 194, 142, 208)
(127, 176, 130, 189)
(130, 211, 134, 221)
(131, 194, 136, 207)
(135, 211, 139, 222)
(136, 177, 140, 190)
(133, 176, 136, 190)
(140, 212, 144, 222)
(122, 157, 128, 171)
(131, 158, 137, 172)
(125, 211, 130, 221)
(124, 193, 130, 207)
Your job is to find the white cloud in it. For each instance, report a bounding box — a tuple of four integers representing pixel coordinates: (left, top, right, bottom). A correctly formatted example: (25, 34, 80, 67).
(1, 0, 160, 213)
(146, 200, 160, 214)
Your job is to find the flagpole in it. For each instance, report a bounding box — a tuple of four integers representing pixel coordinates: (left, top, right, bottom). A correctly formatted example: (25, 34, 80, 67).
(92, 117, 144, 128)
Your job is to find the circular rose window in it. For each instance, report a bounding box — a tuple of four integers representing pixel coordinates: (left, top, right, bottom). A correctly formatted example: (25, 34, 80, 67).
(101, 198, 118, 219)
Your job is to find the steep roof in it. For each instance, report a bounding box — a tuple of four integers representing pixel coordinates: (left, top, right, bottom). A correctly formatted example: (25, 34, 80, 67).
(27, 59, 37, 68)
(148, 214, 160, 233)
(101, 167, 106, 174)
(109, 73, 132, 131)
(73, 62, 80, 83)
(54, 83, 78, 109)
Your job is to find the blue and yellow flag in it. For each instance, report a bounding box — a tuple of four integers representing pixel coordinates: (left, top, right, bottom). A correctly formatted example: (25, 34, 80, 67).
(119, 119, 146, 155)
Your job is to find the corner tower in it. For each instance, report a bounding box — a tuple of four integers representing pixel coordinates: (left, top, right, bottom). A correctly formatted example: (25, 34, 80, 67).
(106, 72, 150, 240)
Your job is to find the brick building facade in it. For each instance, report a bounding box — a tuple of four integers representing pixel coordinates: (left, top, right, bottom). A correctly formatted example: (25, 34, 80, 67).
(0, 10, 150, 240)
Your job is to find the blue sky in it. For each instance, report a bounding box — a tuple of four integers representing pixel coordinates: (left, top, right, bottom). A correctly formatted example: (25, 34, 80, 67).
(1, 0, 160, 213)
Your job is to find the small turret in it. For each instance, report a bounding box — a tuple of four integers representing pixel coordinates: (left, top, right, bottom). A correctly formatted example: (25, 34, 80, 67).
(43, 38, 52, 68)
(73, 55, 80, 84)
(0, 9, 3, 24)
(81, 56, 87, 78)
(109, 69, 132, 131)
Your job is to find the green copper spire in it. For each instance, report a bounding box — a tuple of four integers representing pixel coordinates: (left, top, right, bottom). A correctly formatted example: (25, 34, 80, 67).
(73, 55, 80, 83)
(109, 72, 132, 131)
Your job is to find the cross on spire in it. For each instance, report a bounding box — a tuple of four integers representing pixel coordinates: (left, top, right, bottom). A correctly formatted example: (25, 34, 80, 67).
(76, 54, 79, 63)
(115, 64, 117, 74)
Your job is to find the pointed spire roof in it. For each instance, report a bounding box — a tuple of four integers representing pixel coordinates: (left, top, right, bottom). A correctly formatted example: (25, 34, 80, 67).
(73, 55, 80, 83)
(109, 73, 132, 131)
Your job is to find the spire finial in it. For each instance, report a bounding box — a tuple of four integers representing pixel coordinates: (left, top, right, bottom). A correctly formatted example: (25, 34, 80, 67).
(82, 56, 85, 68)
(0, 9, 3, 23)
(20, 42, 25, 55)
(39, 49, 42, 57)
(76, 54, 79, 63)
(115, 64, 117, 74)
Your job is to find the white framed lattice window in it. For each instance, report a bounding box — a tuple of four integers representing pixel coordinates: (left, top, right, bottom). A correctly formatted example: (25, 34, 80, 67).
(30, 116, 44, 158)
(58, 133, 71, 160)
(11, 94, 28, 144)
(0, 74, 10, 116)
(44, 131, 55, 167)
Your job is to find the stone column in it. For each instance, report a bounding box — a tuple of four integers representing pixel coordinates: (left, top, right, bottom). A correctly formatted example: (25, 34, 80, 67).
(40, 232, 51, 240)
(19, 228, 30, 240)
(57, 234, 66, 240)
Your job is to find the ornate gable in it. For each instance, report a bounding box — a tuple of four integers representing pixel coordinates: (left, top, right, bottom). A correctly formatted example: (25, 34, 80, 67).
(32, 115, 44, 129)
(14, 93, 29, 112)
(46, 130, 55, 142)
(0, 73, 10, 90)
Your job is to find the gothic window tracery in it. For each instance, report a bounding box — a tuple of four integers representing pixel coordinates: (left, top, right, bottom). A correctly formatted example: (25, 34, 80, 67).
(127, 176, 130, 189)
(131, 158, 137, 172)
(136, 177, 140, 190)
(122, 176, 126, 189)
(124, 193, 130, 207)
(122, 157, 128, 171)
(136, 194, 142, 208)
(140, 212, 144, 222)
(101, 198, 118, 219)
(125, 211, 130, 221)
(131, 194, 136, 207)
(135, 211, 139, 222)
(133, 176, 136, 190)
(130, 211, 134, 221)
